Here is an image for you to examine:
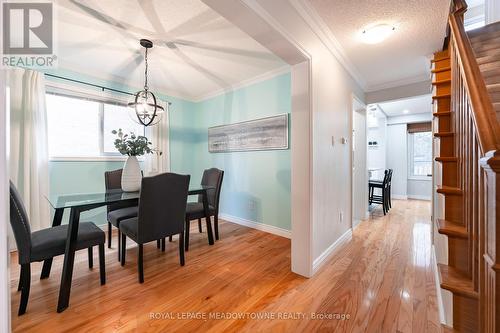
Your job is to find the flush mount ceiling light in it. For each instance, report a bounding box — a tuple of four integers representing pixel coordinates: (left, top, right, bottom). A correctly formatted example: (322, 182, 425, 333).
(403, 109, 410, 114)
(128, 39, 165, 127)
(361, 24, 396, 44)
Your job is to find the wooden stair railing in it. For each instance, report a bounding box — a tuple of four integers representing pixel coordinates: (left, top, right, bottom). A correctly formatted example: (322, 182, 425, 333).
(432, 0, 500, 332)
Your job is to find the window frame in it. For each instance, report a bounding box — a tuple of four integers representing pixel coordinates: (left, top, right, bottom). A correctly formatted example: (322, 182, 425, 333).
(407, 131, 433, 180)
(46, 83, 145, 162)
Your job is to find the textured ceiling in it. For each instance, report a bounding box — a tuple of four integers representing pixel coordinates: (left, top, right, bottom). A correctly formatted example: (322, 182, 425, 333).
(377, 94, 432, 117)
(306, 0, 450, 91)
(53, 0, 286, 101)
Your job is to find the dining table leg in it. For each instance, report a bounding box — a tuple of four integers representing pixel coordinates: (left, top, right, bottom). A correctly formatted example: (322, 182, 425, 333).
(40, 208, 64, 279)
(57, 207, 80, 313)
(202, 192, 214, 245)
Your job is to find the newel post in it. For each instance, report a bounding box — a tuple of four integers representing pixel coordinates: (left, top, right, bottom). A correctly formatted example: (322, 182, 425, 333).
(480, 150, 500, 333)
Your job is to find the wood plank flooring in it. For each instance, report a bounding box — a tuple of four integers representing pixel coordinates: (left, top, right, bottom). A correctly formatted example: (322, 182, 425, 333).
(10, 200, 441, 332)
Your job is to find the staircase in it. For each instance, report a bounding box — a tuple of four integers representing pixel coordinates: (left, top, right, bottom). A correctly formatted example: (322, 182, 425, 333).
(432, 48, 479, 332)
(468, 22, 500, 120)
(432, 1, 500, 332)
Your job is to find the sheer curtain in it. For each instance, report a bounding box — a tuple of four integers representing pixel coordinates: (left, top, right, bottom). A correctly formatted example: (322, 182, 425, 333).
(144, 100, 170, 176)
(8, 68, 51, 231)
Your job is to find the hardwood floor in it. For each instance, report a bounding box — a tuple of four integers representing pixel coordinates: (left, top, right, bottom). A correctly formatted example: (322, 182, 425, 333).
(10, 200, 441, 332)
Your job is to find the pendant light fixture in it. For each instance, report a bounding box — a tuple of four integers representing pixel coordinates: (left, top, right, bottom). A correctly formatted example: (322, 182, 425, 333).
(128, 39, 165, 126)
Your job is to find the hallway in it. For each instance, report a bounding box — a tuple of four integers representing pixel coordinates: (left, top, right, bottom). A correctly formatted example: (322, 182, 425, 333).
(231, 199, 441, 332)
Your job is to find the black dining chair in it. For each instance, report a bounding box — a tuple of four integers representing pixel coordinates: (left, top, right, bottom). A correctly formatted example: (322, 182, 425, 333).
(386, 169, 393, 209)
(368, 170, 390, 215)
(119, 173, 190, 283)
(185, 168, 224, 251)
(9, 181, 105, 315)
(105, 169, 139, 261)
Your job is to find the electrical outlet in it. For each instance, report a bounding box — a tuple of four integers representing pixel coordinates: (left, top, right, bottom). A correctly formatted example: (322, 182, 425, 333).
(248, 200, 256, 211)
(339, 211, 343, 222)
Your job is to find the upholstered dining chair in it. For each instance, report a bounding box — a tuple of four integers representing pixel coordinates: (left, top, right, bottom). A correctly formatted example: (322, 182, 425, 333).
(105, 169, 139, 261)
(119, 173, 190, 283)
(9, 181, 105, 315)
(184, 168, 224, 251)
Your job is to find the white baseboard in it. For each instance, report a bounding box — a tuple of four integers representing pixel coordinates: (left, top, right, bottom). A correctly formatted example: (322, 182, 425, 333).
(407, 195, 431, 201)
(312, 228, 352, 274)
(219, 214, 291, 239)
(432, 245, 446, 325)
(392, 194, 408, 200)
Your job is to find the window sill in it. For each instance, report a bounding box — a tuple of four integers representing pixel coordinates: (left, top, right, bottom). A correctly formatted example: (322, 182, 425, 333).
(49, 156, 145, 162)
(408, 176, 432, 181)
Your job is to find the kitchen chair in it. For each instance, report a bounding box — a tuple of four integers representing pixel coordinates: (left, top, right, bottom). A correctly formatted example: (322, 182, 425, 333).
(369, 169, 390, 215)
(185, 168, 224, 251)
(9, 181, 105, 315)
(119, 173, 190, 283)
(105, 169, 139, 261)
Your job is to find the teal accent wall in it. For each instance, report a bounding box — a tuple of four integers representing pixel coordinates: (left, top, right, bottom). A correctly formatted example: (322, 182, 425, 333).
(44, 68, 291, 231)
(170, 73, 292, 230)
(49, 161, 125, 225)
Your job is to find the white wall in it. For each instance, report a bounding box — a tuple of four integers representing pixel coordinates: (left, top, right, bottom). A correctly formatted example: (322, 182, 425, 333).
(366, 80, 431, 104)
(408, 179, 432, 200)
(486, 0, 500, 24)
(386, 124, 408, 198)
(387, 112, 432, 125)
(385, 113, 433, 200)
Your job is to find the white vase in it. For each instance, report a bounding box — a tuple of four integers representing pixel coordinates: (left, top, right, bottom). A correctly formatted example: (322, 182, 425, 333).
(121, 156, 142, 192)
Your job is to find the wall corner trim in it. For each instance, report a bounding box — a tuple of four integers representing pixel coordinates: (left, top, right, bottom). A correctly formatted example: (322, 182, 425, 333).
(219, 214, 291, 239)
(312, 228, 352, 274)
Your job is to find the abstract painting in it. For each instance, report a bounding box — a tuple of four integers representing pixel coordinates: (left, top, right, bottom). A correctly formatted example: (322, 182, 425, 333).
(208, 114, 289, 153)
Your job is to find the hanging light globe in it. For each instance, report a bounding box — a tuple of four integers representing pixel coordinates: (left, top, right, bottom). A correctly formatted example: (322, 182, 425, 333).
(128, 39, 165, 127)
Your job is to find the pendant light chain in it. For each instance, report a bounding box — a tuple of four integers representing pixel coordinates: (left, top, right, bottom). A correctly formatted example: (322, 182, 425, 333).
(144, 47, 149, 91)
(127, 39, 167, 127)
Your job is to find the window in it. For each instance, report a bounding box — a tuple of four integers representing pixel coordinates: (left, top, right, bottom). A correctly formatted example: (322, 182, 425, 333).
(409, 131, 432, 177)
(46, 93, 144, 159)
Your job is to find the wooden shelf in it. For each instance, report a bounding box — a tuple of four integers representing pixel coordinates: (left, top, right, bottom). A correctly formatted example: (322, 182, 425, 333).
(432, 79, 452, 85)
(437, 219, 468, 239)
(438, 264, 478, 299)
(435, 156, 458, 163)
(433, 111, 452, 117)
(437, 186, 463, 196)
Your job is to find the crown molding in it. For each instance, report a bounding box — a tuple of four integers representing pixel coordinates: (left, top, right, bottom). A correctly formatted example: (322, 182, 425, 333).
(365, 73, 431, 92)
(192, 65, 291, 102)
(289, 0, 367, 90)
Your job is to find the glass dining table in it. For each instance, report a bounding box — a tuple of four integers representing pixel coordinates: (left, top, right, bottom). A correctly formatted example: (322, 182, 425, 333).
(44, 185, 215, 313)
